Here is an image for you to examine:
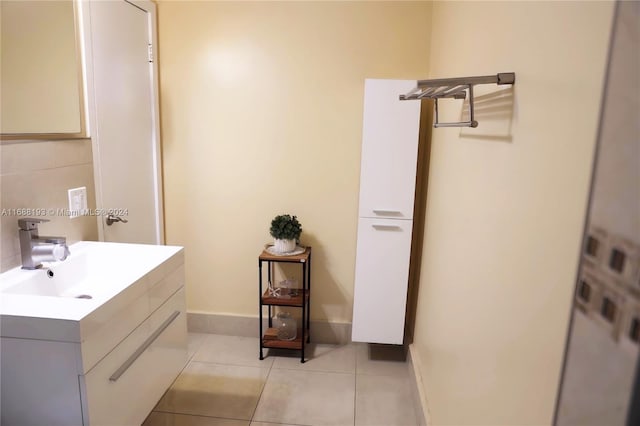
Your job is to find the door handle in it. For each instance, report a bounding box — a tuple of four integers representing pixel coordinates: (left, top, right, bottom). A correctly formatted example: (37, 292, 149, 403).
(106, 214, 129, 226)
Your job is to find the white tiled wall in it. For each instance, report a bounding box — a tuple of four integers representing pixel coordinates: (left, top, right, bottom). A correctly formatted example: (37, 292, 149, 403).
(0, 139, 98, 271)
(580, 226, 640, 344)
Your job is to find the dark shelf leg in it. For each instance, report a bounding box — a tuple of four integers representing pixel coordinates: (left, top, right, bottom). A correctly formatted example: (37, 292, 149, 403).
(307, 252, 311, 343)
(267, 261, 273, 328)
(301, 261, 306, 363)
(259, 259, 263, 360)
(307, 252, 311, 342)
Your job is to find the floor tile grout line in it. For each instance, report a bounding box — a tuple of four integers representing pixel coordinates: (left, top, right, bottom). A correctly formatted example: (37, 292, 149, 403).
(353, 343, 359, 426)
(269, 366, 356, 375)
(187, 334, 209, 363)
(254, 421, 314, 426)
(148, 352, 193, 418)
(355, 371, 411, 377)
(186, 357, 405, 376)
(250, 353, 358, 426)
(352, 370, 358, 426)
(186, 344, 204, 363)
(249, 422, 309, 426)
(188, 358, 274, 370)
(154, 353, 270, 423)
(250, 348, 276, 423)
(189, 355, 357, 374)
(152, 409, 250, 423)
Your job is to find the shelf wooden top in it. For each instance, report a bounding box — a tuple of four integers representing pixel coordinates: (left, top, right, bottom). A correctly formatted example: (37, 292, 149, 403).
(262, 288, 308, 306)
(262, 328, 304, 349)
(259, 246, 311, 262)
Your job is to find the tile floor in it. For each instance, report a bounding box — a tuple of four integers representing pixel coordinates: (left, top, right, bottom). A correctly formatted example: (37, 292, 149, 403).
(143, 333, 420, 426)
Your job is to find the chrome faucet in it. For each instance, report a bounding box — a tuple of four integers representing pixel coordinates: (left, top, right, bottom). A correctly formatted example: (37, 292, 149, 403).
(18, 218, 70, 270)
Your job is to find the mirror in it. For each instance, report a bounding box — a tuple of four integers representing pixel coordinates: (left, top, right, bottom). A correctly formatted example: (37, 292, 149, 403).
(555, 1, 640, 424)
(0, 0, 86, 139)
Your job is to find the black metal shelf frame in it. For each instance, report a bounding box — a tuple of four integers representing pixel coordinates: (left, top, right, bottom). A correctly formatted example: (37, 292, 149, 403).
(258, 247, 312, 363)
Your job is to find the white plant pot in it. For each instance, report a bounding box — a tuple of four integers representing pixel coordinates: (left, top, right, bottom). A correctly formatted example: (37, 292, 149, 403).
(273, 238, 296, 253)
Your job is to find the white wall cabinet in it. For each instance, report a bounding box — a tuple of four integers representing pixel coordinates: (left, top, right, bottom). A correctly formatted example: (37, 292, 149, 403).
(357, 80, 421, 220)
(352, 79, 421, 345)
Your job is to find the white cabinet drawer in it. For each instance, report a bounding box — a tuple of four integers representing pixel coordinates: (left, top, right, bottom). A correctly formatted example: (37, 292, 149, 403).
(80, 263, 185, 374)
(357, 79, 421, 219)
(352, 218, 413, 344)
(149, 265, 185, 316)
(81, 288, 187, 426)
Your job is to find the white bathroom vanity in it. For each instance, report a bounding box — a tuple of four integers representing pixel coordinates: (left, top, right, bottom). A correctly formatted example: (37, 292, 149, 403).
(0, 241, 187, 425)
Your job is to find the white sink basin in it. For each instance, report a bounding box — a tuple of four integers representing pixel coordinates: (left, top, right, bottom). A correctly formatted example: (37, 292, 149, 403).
(3, 274, 103, 299)
(1, 241, 156, 299)
(2, 256, 108, 299)
(0, 241, 183, 324)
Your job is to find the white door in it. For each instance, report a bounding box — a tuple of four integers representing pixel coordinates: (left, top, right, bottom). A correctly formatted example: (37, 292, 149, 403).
(87, 0, 163, 244)
(352, 218, 414, 344)
(358, 79, 421, 220)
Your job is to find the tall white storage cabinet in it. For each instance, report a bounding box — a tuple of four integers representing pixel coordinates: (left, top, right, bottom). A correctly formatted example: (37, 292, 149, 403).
(352, 79, 421, 344)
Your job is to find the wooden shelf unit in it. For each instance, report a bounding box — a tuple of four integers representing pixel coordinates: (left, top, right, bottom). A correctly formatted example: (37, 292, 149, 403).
(258, 246, 312, 363)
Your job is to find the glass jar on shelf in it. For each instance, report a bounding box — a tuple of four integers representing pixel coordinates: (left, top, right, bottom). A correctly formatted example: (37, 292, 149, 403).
(275, 311, 297, 341)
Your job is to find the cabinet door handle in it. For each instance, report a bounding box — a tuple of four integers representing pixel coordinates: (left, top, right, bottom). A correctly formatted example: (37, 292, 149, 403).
(372, 224, 402, 231)
(109, 310, 181, 382)
(372, 209, 402, 216)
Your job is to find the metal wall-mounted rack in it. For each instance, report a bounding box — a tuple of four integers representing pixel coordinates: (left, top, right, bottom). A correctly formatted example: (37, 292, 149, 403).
(399, 72, 515, 128)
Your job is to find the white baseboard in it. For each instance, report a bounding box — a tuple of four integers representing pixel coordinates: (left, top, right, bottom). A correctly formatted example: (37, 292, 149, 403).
(187, 312, 352, 345)
(408, 343, 430, 426)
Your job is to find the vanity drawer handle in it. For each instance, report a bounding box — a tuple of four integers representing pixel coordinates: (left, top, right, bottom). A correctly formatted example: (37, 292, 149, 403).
(109, 310, 181, 382)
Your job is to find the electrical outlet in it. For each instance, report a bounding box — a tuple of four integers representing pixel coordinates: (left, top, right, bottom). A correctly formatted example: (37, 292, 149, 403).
(67, 187, 87, 219)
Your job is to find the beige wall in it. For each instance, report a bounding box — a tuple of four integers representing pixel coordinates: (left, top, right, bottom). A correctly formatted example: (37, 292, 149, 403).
(0, 139, 98, 271)
(411, 1, 614, 425)
(158, 1, 431, 322)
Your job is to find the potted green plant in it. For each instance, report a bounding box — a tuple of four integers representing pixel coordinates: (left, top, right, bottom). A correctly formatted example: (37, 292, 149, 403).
(270, 214, 302, 253)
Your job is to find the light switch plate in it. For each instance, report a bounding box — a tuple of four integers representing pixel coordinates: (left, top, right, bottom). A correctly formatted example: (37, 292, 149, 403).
(67, 187, 87, 219)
